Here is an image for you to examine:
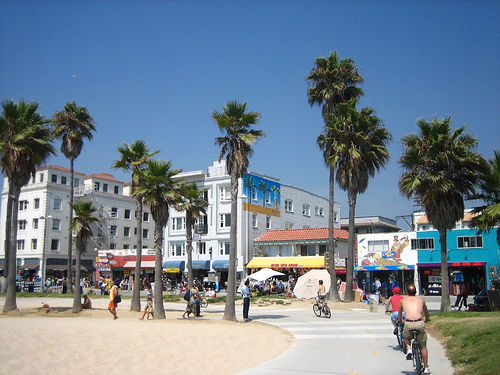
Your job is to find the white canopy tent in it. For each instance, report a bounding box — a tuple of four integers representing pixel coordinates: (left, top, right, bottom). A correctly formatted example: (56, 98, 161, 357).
(237, 268, 284, 292)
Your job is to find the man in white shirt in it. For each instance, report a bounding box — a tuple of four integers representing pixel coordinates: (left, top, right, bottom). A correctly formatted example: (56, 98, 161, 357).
(241, 279, 252, 321)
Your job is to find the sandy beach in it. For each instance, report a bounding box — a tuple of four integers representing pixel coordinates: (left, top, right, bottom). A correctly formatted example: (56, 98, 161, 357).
(0, 297, 368, 375)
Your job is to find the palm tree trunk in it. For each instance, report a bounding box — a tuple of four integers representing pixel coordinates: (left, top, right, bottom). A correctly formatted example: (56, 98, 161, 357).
(344, 189, 357, 302)
(73, 248, 82, 313)
(223, 175, 238, 321)
(328, 166, 340, 301)
(439, 229, 451, 312)
(3, 182, 21, 312)
(153, 220, 166, 319)
(186, 216, 194, 289)
(130, 196, 143, 312)
(66, 158, 74, 294)
(1, 182, 14, 293)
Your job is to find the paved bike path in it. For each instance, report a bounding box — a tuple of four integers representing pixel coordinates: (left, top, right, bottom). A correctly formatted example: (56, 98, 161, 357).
(236, 307, 454, 375)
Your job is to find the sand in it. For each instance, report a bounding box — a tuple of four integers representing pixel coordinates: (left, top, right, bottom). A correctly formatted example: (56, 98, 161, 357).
(0, 297, 368, 375)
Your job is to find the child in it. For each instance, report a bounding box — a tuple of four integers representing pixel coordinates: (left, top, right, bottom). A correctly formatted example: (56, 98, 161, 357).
(139, 296, 154, 320)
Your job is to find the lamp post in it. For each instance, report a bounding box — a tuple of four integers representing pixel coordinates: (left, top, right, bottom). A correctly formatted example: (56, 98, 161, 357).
(39, 215, 52, 289)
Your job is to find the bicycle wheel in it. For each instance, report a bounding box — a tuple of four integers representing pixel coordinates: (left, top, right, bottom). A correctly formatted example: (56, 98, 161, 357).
(323, 305, 332, 318)
(396, 325, 403, 349)
(201, 298, 208, 308)
(313, 303, 321, 317)
(412, 341, 424, 375)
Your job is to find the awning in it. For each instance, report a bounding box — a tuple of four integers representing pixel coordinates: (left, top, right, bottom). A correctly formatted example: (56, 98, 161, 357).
(19, 264, 40, 270)
(192, 260, 210, 270)
(123, 261, 156, 269)
(417, 262, 486, 268)
(354, 265, 415, 271)
(247, 256, 325, 269)
(163, 260, 185, 273)
(212, 259, 230, 270)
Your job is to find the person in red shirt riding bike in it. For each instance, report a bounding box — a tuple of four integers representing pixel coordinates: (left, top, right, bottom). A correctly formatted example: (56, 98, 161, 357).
(385, 286, 404, 335)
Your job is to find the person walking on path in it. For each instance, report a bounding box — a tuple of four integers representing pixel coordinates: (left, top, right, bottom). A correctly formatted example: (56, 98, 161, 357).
(399, 284, 431, 374)
(241, 279, 252, 321)
(182, 284, 199, 319)
(139, 296, 154, 320)
(108, 280, 119, 320)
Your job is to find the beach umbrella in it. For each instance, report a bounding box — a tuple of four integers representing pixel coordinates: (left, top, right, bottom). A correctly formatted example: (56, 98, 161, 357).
(293, 269, 331, 299)
(248, 268, 284, 282)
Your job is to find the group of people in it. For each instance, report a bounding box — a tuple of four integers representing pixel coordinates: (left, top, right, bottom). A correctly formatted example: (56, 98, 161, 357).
(182, 280, 205, 319)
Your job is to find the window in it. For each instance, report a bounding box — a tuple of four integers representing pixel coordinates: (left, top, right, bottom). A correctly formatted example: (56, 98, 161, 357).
(40, 173, 44, 182)
(53, 198, 62, 210)
(123, 227, 130, 237)
(285, 200, 293, 213)
(74, 178, 80, 187)
(411, 238, 435, 250)
(18, 220, 27, 230)
(219, 213, 231, 228)
(110, 243, 117, 250)
(32, 175, 36, 184)
(103, 183, 108, 192)
(31, 239, 37, 250)
(315, 207, 324, 216)
(171, 243, 185, 256)
(61, 176, 67, 185)
(143, 229, 149, 239)
(302, 204, 310, 217)
(251, 187, 258, 201)
(123, 244, 130, 250)
(219, 185, 231, 201)
(110, 225, 117, 236)
(172, 217, 185, 231)
(114, 185, 119, 194)
(51, 239, 59, 251)
(319, 207, 324, 217)
(319, 244, 326, 256)
(51, 174, 58, 183)
(219, 241, 230, 255)
(17, 240, 25, 250)
(143, 212, 149, 222)
(34, 198, 40, 209)
(52, 219, 61, 231)
(110, 207, 118, 218)
(265, 191, 271, 205)
(252, 213, 258, 228)
(368, 240, 389, 253)
(134, 227, 138, 235)
(457, 236, 483, 249)
(32, 218, 39, 229)
(333, 211, 338, 222)
(124, 209, 131, 219)
(197, 242, 206, 255)
(266, 216, 271, 229)
(19, 200, 29, 211)
(94, 182, 100, 191)
(300, 244, 315, 256)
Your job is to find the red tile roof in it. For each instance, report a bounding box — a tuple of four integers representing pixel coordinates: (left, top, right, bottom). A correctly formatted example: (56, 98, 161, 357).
(39, 165, 86, 176)
(255, 227, 348, 242)
(85, 173, 123, 183)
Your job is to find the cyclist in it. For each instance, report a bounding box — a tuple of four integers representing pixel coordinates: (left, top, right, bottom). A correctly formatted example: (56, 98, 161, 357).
(385, 286, 404, 335)
(398, 284, 431, 374)
(317, 280, 327, 306)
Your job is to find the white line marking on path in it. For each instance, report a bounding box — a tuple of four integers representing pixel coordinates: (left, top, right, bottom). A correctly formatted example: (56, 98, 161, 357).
(271, 319, 390, 326)
(295, 333, 395, 339)
(288, 325, 392, 332)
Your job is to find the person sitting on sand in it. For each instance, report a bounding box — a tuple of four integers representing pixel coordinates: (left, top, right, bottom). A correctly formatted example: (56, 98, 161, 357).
(82, 294, 92, 309)
(139, 296, 154, 320)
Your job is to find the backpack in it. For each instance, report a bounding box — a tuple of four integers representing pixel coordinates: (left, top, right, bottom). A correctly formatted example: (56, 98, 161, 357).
(183, 291, 190, 301)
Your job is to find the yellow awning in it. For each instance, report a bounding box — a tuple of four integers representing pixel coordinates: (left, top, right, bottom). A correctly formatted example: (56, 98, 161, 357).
(247, 256, 324, 269)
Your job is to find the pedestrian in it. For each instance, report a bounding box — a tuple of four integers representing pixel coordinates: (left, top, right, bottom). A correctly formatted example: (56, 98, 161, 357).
(108, 280, 119, 320)
(82, 294, 92, 309)
(374, 277, 382, 304)
(182, 284, 198, 319)
(139, 296, 154, 320)
(241, 279, 252, 321)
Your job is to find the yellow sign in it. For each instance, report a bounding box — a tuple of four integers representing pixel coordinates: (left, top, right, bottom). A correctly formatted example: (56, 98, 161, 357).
(165, 268, 180, 273)
(244, 202, 281, 217)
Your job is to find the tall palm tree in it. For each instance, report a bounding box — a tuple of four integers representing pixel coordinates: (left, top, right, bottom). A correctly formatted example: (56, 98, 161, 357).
(307, 51, 364, 301)
(112, 140, 159, 311)
(0, 99, 55, 311)
(399, 117, 485, 312)
(178, 183, 208, 288)
(52, 102, 95, 294)
(330, 99, 392, 302)
(70, 201, 100, 313)
(212, 100, 265, 321)
(244, 175, 255, 202)
(471, 150, 500, 245)
(134, 159, 183, 319)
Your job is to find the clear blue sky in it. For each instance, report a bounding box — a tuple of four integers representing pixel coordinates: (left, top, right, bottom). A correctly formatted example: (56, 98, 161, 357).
(1, 1, 499, 229)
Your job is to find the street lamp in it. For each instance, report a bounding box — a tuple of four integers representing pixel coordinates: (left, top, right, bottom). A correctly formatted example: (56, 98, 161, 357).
(39, 215, 52, 289)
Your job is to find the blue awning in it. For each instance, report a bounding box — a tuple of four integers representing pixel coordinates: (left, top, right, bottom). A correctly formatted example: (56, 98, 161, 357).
(212, 259, 230, 270)
(354, 265, 415, 271)
(163, 260, 185, 273)
(192, 260, 210, 270)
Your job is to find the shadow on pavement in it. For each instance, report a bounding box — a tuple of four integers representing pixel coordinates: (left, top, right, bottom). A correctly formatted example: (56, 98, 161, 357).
(250, 314, 288, 320)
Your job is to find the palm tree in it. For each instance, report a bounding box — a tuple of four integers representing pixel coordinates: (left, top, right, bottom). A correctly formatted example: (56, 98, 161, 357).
(258, 180, 267, 206)
(330, 100, 392, 302)
(471, 150, 500, 245)
(70, 201, 100, 313)
(307, 51, 364, 301)
(399, 117, 485, 312)
(112, 140, 159, 311)
(212, 100, 265, 321)
(0, 99, 55, 311)
(134, 159, 183, 319)
(271, 185, 280, 210)
(52, 102, 95, 294)
(244, 175, 255, 202)
(178, 183, 208, 288)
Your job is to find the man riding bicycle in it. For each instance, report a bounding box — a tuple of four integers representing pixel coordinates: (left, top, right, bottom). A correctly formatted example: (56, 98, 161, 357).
(398, 284, 431, 374)
(385, 286, 404, 335)
(317, 280, 327, 305)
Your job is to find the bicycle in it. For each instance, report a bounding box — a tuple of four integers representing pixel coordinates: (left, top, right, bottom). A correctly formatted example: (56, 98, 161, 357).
(313, 299, 331, 318)
(409, 329, 425, 375)
(396, 322, 406, 353)
(200, 297, 208, 308)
